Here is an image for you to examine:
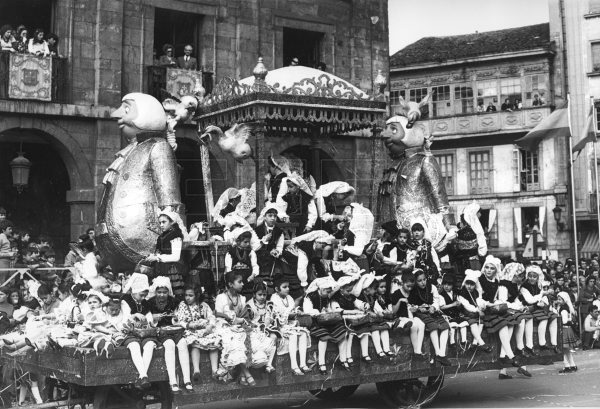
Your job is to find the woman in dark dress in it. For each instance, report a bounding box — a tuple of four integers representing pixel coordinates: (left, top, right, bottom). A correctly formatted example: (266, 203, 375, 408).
(146, 210, 187, 300)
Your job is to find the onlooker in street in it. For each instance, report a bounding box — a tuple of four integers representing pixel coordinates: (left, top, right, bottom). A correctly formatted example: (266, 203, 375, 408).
(532, 94, 545, 106)
(486, 101, 497, 112)
(159, 43, 177, 67)
(289, 57, 299, 66)
(64, 241, 81, 267)
(177, 44, 198, 70)
(46, 33, 59, 56)
(582, 304, 600, 349)
(28, 28, 49, 56)
(0, 220, 17, 282)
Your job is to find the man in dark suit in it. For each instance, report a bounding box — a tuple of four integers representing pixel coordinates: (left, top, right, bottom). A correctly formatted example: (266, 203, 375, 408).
(177, 44, 198, 70)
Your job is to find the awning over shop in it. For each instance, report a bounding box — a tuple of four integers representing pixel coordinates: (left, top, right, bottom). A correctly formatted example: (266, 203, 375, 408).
(581, 231, 599, 258)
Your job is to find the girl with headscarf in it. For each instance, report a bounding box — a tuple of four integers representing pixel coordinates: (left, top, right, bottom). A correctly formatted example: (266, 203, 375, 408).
(520, 265, 559, 354)
(213, 188, 241, 227)
(556, 291, 578, 373)
(278, 172, 317, 236)
(148, 276, 192, 392)
(145, 210, 187, 299)
(302, 276, 347, 375)
(450, 202, 486, 285)
(457, 270, 491, 351)
(313, 182, 355, 232)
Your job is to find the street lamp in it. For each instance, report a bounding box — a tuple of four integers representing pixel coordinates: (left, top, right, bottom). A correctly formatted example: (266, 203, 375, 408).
(552, 205, 565, 231)
(9, 143, 32, 194)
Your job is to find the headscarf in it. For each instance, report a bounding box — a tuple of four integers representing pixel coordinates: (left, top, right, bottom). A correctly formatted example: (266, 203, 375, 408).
(150, 276, 173, 297)
(344, 203, 374, 257)
(158, 209, 188, 241)
(305, 276, 336, 295)
(331, 258, 364, 276)
(314, 182, 355, 216)
(557, 291, 575, 317)
(256, 202, 281, 226)
(525, 265, 543, 290)
(212, 188, 240, 220)
(123, 273, 150, 294)
(482, 255, 502, 277)
(285, 172, 313, 196)
(461, 269, 482, 288)
(268, 154, 291, 175)
(335, 274, 361, 293)
(500, 262, 525, 282)
(351, 272, 376, 297)
(461, 202, 487, 257)
(83, 289, 109, 304)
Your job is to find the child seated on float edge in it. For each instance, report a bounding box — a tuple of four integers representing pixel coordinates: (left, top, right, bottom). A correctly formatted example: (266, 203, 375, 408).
(407, 269, 451, 366)
(214, 271, 255, 386)
(303, 276, 347, 375)
(438, 274, 469, 347)
(330, 275, 363, 368)
(175, 284, 221, 382)
(364, 221, 401, 275)
(389, 272, 426, 357)
(270, 276, 311, 375)
(456, 270, 491, 351)
(244, 281, 278, 373)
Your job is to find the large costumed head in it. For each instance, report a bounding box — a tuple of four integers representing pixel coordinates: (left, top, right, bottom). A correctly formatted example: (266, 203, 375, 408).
(111, 93, 167, 140)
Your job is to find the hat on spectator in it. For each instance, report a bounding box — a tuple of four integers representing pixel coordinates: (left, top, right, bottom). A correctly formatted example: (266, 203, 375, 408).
(150, 276, 173, 296)
(461, 269, 481, 287)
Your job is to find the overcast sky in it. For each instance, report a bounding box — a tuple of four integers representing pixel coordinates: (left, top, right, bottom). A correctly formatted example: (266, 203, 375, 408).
(388, 0, 550, 55)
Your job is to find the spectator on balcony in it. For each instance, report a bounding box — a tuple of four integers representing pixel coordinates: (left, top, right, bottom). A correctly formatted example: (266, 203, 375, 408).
(47, 33, 59, 57)
(0, 207, 6, 221)
(177, 44, 198, 70)
(159, 43, 177, 67)
(485, 101, 497, 112)
(501, 98, 513, 112)
(532, 94, 545, 106)
(316, 61, 327, 71)
(514, 99, 523, 110)
(476, 101, 485, 113)
(28, 28, 49, 57)
(0, 25, 16, 52)
(14, 25, 28, 53)
(153, 49, 160, 66)
(289, 57, 299, 66)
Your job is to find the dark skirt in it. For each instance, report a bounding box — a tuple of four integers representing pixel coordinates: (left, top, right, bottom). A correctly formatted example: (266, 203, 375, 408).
(122, 335, 158, 348)
(155, 262, 186, 299)
(459, 312, 480, 326)
(529, 306, 559, 322)
(507, 309, 534, 324)
(561, 325, 579, 349)
(482, 312, 515, 333)
(310, 322, 347, 343)
(413, 312, 450, 332)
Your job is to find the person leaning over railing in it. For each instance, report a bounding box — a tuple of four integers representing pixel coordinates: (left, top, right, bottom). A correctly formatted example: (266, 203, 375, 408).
(28, 28, 49, 57)
(0, 25, 16, 52)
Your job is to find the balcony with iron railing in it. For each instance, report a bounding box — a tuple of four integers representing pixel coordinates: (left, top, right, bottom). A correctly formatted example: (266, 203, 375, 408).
(146, 66, 213, 101)
(390, 106, 552, 138)
(0, 51, 68, 103)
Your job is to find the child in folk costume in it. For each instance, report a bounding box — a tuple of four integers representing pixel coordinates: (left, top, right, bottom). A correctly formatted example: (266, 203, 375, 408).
(364, 221, 403, 275)
(302, 276, 348, 375)
(389, 273, 426, 357)
(396, 228, 416, 267)
(270, 276, 311, 375)
(148, 276, 192, 393)
(76, 290, 113, 355)
(313, 181, 355, 232)
(225, 230, 259, 299)
(330, 275, 366, 367)
(556, 292, 579, 373)
(520, 265, 560, 354)
(244, 281, 278, 373)
(254, 205, 284, 289)
(456, 270, 491, 351)
(410, 223, 440, 282)
(175, 285, 221, 382)
(355, 273, 396, 358)
(408, 269, 451, 366)
(438, 274, 469, 347)
(214, 271, 255, 386)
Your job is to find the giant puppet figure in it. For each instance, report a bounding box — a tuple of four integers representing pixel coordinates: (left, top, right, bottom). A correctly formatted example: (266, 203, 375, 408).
(378, 96, 456, 252)
(96, 93, 186, 272)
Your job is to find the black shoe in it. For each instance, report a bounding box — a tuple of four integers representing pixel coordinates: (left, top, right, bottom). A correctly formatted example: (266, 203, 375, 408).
(338, 360, 351, 372)
(362, 355, 372, 364)
(318, 364, 328, 375)
(478, 344, 492, 353)
(436, 355, 451, 366)
(498, 357, 511, 365)
(524, 347, 537, 356)
(552, 345, 561, 354)
(517, 367, 532, 377)
(140, 376, 151, 389)
(498, 373, 512, 380)
(511, 357, 521, 368)
(517, 348, 531, 358)
(571, 366, 578, 372)
(558, 367, 572, 374)
(346, 358, 355, 367)
(412, 352, 427, 360)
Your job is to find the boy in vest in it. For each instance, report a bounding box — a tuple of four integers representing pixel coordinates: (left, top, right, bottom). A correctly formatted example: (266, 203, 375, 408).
(254, 206, 284, 290)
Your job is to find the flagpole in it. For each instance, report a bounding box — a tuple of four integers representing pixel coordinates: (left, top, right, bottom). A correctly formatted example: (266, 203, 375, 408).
(566, 94, 581, 298)
(592, 97, 600, 253)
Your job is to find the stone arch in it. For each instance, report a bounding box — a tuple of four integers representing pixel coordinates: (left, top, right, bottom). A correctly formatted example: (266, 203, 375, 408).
(0, 117, 94, 190)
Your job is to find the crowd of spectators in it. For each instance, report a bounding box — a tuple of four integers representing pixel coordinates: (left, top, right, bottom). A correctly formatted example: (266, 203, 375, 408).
(477, 94, 545, 113)
(0, 24, 59, 57)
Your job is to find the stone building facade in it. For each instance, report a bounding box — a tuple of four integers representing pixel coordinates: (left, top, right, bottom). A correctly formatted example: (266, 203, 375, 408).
(389, 23, 572, 260)
(0, 0, 389, 258)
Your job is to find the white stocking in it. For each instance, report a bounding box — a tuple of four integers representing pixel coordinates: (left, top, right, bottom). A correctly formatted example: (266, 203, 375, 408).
(142, 342, 156, 375)
(499, 326, 514, 359)
(371, 331, 383, 354)
(289, 334, 299, 369)
(471, 323, 485, 345)
(567, 351, 576, 367)
(449, 326, 456, 344)
(318, 341, 327, 365)
(209, 350, 219, 373)
(430, 330, 441, 356)
(177, 338, 191, 383)
(298, 333, 308, 367)
(380, 330, 391, 352)
(346, 334, 354, 359)
(439, 329, 449, 356)
(515, 320, 525, 350)
(191, 348, 201, 373)
(338, 339, 347, 361)
(127, 343, 147, 378)
(525, 319, 534, 349)
(30, 381, 43, 404)
(460, 326, 468, 343)
(360, 335, 370, 357)
(548, 318, 558, 346)
(163, 340, 177, 385)
(411, 318, 425, 354)
(538, 319, 548, 346)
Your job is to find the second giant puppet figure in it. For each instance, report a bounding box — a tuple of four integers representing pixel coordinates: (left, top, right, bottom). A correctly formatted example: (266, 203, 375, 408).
(378, 97, 456, 253)
(96, 93, 184, 272)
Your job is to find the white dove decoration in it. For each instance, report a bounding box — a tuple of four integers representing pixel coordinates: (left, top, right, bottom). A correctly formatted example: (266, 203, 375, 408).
(199, 123, 254, 162)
